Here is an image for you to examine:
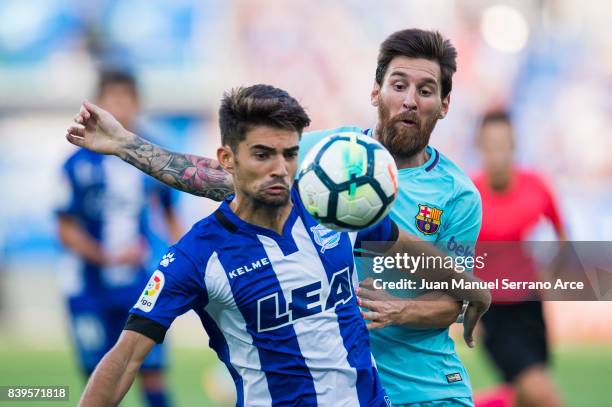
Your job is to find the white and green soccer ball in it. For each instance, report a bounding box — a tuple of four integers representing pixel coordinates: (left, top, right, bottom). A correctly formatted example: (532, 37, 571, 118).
(298, 132, 398, 232)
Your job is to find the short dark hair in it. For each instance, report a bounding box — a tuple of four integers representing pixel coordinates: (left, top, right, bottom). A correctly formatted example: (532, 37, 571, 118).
(375, 29, 457, 99)
(476, 110, 514, 146)
(219, 84, 311, 151)
(479, 110, 513, 129)
(96, 70, 138, 99)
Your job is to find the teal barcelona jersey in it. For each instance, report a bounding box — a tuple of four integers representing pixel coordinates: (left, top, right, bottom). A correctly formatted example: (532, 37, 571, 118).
(299, 126, 482, 404)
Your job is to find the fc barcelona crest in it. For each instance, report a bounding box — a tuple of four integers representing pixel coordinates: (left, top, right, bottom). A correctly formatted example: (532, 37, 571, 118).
(415, 204, 443, 235)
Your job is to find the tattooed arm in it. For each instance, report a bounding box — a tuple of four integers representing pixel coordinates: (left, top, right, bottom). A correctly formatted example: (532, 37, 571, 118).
(119, 138, 233, 200)
(66, 101, 234, 201)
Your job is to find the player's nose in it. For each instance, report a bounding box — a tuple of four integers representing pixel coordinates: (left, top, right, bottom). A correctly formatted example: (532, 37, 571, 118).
(270, 155, 290, 177)
(402, 86, 417, 111)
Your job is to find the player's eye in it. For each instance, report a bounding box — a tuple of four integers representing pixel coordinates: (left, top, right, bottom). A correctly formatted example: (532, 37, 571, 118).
(419, 88, 433, 96)
(284, 151, 298, 160)
(393, 83, 406, 91)
(254, 152, 270, 160)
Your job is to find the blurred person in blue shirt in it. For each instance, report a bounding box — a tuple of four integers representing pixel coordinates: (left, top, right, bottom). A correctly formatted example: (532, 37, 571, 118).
(56, 71, 180, 407)
(65, 30, 486, 407)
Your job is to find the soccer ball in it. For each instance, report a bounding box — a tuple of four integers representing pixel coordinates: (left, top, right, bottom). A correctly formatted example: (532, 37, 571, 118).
(298, 132, 398, 231)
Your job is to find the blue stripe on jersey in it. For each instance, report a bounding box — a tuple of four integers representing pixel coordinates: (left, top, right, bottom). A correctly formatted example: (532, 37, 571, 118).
(64, 150, 107, 292)
(295, 197, 385, 406)
(425, 148, 440, 172)
(198, 309, 245, 407)
(218, 250, 318, 405)
(214, 220, 318, 406)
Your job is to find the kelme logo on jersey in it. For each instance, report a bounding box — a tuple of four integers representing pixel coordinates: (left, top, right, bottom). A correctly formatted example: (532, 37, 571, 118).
(135, 270, 165, 313)
(310, 224, 341, 253)
(415, 204, 443, 235)
(160, 252, 175, 267)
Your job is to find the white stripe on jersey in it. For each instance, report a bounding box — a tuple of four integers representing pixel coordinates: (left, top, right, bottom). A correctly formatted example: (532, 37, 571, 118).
(101, 159, 144, 286)
(257, 218, 360, 407)
(204, 252, 273, 407)
(348, 231, 378, 371)
(348, 232, 361, 290)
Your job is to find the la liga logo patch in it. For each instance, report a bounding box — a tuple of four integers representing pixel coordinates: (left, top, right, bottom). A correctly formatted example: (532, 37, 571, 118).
(415, 204, 443, 235)
(135, 270, 165, 313)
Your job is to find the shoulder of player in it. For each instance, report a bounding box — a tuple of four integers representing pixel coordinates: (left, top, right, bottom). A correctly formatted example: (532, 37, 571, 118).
(62, 148, 101, 169)
(433, 150, 481, 204)
(172, 214, 227, 264)
(515, 168, 548, 187)
(179, 214, 225, 241)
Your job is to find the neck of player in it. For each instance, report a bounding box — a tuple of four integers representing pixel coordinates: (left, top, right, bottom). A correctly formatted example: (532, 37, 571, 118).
(393, 147, 430, 169)
(487, 168, 514, 191)
(230, 193, 293, 234)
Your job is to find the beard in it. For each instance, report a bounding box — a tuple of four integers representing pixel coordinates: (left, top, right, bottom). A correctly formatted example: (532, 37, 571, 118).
(249, 178, 291, 207)
(375, 99, 440, 158)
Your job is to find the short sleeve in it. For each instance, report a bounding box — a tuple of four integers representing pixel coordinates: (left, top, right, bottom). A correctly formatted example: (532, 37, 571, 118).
(129, 246, 205, 336)
(354, 215, 399, 251)
(147, 178, 178, 210)
(54, 165, 77, 217)
(437, 187, 482, 270)
(158, 185, 177, 209)
(539, 178, 563, 233)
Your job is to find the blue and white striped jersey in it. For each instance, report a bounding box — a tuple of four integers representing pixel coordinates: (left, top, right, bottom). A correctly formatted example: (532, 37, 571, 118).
(300, 126, 482, 404)
(128, 187, 397, 407)
(56, 148, 176, 306)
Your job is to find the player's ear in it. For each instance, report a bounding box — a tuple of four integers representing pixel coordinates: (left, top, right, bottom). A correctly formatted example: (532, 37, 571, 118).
(217, 146, 235, 174)
(371, 81, 380, 107)
(439, 93, 450, 119)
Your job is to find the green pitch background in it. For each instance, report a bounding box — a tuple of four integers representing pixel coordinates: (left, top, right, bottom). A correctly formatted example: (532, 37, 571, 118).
(0, 341, 609, 406)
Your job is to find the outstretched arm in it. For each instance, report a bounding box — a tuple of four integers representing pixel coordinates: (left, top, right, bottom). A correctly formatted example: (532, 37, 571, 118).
(357, 283, 462, 330)
(58, 215, 145, 267)
(66, 101, 234, 201)
(377, 231, 491, 347)
(79, 330, 155, 406)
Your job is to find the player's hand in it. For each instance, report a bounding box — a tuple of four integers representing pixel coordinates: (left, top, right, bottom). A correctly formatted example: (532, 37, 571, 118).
(109, 242, 147, 267)
(462, 293, 491, 348)
(66, 100, 134, 156)
(356, 279, 409, 330)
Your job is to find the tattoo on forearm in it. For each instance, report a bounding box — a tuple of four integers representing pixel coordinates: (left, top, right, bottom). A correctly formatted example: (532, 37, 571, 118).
(120, 137, 234, 201)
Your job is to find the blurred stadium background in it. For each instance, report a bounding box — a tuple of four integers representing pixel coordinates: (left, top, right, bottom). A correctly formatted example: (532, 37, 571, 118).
(0, 0, 611, 406)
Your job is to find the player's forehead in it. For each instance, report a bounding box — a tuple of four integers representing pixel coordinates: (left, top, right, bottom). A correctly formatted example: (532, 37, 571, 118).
(241, 125, 300, 151)
(384, 56, 441, 84)
(99, 83, 137, 99)
(480, 121, 513, 145)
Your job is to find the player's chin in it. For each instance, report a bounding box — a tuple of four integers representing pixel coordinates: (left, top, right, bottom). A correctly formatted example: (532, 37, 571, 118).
(256, 190, 291, 207)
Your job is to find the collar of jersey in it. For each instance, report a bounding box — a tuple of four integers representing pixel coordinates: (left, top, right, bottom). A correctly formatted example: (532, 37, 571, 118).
(363, 128, 439, 174)
(218, 193, 300, 240)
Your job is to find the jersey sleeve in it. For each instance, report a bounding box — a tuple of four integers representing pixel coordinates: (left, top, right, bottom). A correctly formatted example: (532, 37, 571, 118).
(159, 185, 178, 210)
(147, 178, 179, 210)
(438, 186, 482, 266)
(353, 215, 399, 252)
(54, 163, 78, 217)
(538, 177, 564, 233)
(126, 245, 205, 343)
